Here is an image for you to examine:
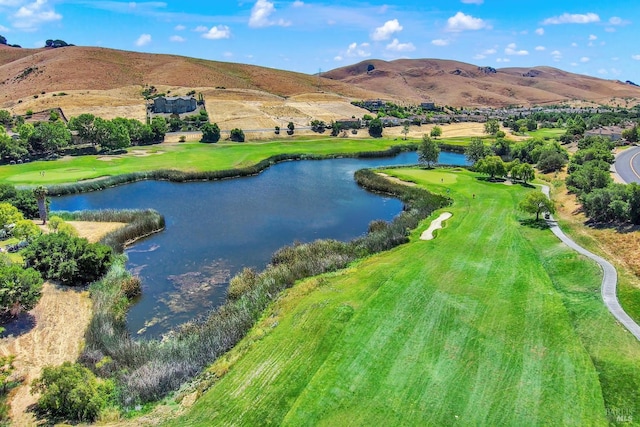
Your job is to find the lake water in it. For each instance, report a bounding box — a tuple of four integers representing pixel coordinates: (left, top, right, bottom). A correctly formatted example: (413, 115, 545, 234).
(51, 151, 468, 337)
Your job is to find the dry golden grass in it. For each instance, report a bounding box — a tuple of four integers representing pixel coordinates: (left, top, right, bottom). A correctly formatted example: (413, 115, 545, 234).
(545, 171, 640, 289)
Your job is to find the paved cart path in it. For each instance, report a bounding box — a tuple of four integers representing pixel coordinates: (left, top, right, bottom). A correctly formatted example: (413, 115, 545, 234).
(541, 185, 640, 341)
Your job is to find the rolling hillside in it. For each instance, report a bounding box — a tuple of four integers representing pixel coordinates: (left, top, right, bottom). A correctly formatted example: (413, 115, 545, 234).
(2, 45, 640, 131)
(322, 58, 640, 107)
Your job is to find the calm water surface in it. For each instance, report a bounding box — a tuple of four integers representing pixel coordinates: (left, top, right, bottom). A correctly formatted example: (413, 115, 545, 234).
(52, 151, 468, 337)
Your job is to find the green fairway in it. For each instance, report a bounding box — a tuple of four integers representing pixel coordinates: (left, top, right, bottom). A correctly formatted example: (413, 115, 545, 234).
(170, 169, 640, 426)
(526, 128, 565, 139)
(0, 138, 412, 186)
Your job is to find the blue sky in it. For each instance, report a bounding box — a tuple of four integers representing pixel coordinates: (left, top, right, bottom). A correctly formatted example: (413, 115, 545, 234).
(1, 0, 640, 82)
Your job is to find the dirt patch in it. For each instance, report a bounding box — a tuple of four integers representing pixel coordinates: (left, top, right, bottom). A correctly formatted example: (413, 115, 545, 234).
(66, 221, 126, 243)
(97, 155, 122, 161)
(0, 221, 124, 425)
(0, 283, 92, 426)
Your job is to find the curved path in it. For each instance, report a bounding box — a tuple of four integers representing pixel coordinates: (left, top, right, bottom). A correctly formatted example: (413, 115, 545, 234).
(541, 185, 640, 341)
(613, 145, 640, 184)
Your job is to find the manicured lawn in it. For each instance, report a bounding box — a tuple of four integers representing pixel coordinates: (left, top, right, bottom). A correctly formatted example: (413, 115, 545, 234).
(169, 169, 640, 426)
(526, 128, 565, 139)
(0, 138, 411, 186)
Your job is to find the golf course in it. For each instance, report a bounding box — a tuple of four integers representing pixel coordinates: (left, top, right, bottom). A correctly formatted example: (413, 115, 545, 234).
(166, 168, 640, 426)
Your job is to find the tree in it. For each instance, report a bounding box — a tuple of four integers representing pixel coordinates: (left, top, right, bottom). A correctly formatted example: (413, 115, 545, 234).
(33, 186, 48, 225)
(622, 125, 639, 143)
(401, 122, 410, 140)
(200, 122, 221, 143)
(287, 121, 295, 135)
(0, 263, 43, 318)
(150, 116, 168, 141)
(519, 191, 555, 221)
(92, 118, 130, 151)
(368, 118, 383, 138)
(476, 155, 507, 179)
(0, 35, 6, 45)
(274, 125, 280, 135)
(31, 362, 115, 423)
(230, 128, 245, 142)
(68, 113, 96, 144)
(465, 137, 490, 164)
(0, 202, 22, 229)
(418, 135, 440, 168)
(0, 127, 27, 162)
(518, 163, 535, 183)
(28, 121, 71, 154)
(12, 219, 42, 241)
(484, 119, 500, 135)
(430, 125, 442, 139)
(0, 110, 11, 126)
(23, 232, 113, 286)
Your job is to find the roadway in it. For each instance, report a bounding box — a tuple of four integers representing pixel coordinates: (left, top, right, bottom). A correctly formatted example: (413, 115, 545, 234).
(614, 145, 640, 184)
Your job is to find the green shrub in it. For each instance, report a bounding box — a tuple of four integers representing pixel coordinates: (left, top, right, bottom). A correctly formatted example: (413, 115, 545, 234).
(23, 232, 113, 285)
(227, 267, 258, 300)
(31, 362, 115, 423)
(0, 263, 43, 318)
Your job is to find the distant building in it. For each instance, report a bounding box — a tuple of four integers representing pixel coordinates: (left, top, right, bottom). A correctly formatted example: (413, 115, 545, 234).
(585, 126, 623, 141)
(152, 96, 197, 114)
(420, 102, 437, 111)
(362, 99, 386, 112)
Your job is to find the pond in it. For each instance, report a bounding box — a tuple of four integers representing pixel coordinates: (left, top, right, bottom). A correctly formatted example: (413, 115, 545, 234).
(51, 151, 468, 337)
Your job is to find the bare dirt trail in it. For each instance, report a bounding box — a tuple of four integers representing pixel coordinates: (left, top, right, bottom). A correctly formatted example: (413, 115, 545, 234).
(0, 221, 124, 426)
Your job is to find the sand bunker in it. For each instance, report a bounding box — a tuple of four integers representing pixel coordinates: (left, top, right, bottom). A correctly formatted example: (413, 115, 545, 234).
(420, 212, 452, 240)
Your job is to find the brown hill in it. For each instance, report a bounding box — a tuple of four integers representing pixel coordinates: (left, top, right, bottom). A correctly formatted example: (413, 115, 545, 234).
(322, 58, 640, 107)
(0, 45, 387, 132)
(2, 46, 640, 135)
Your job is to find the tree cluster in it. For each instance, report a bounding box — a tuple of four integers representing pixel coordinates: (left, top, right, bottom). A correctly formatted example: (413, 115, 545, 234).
(565, 135, 640, 223)
(23, 232, 113, 286)
(200, 122, 221, 143)
(0, 259, 43, 319)
(31, 362, 115, 423)
(68, 114, 167, 150)
(418, 135, 440, 167)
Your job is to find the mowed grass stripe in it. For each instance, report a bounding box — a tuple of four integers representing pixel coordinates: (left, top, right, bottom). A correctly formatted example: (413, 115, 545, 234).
(172, 169, 640, 426)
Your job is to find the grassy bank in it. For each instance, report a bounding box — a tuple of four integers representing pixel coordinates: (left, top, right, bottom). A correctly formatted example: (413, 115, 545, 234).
(169, 168, 640, 426)
(0, 138, 416, 187)
(76, 171, 449, 405)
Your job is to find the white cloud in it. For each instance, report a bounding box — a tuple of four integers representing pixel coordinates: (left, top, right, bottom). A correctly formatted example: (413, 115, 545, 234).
(588, 34, 597, 40)
(535, 27, 544, 35)
(202, 25, 231, 40)
(194, 25, 208, 32)
(135, 33, 152, 47)
(570, 62, 578, 66)
(174, 24, 185, 31)
(474, 54, 486, 60)
(505, 42, 528, 56)
(345, 42, 371, 57)
(632, 55, 640, 60)
(461, 0, 483, 4)
(496, 58, 510, 63)
(0, 24, 8, 32)
(535, 46, 545, 51)
(598, 68, 608, 75)
(11, 0, 62, 31)
(609, 16, 630, 26)
(371, 19, 402, 41)
(386, 38, 415, 52)
(249, 0, 290, 28)
(551, 50, 562, 61)
(431, 39, 449, 46)
(334, 55, 343, 61)
(571, 42, 578, 47)
(223, 52, 233, 58)
(446, 12, 488, 32)
(169, 35, 185, 42)
(292, 0, 304, 7)
(580, 56, 590, 62)
(542, 12, 600, 25)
